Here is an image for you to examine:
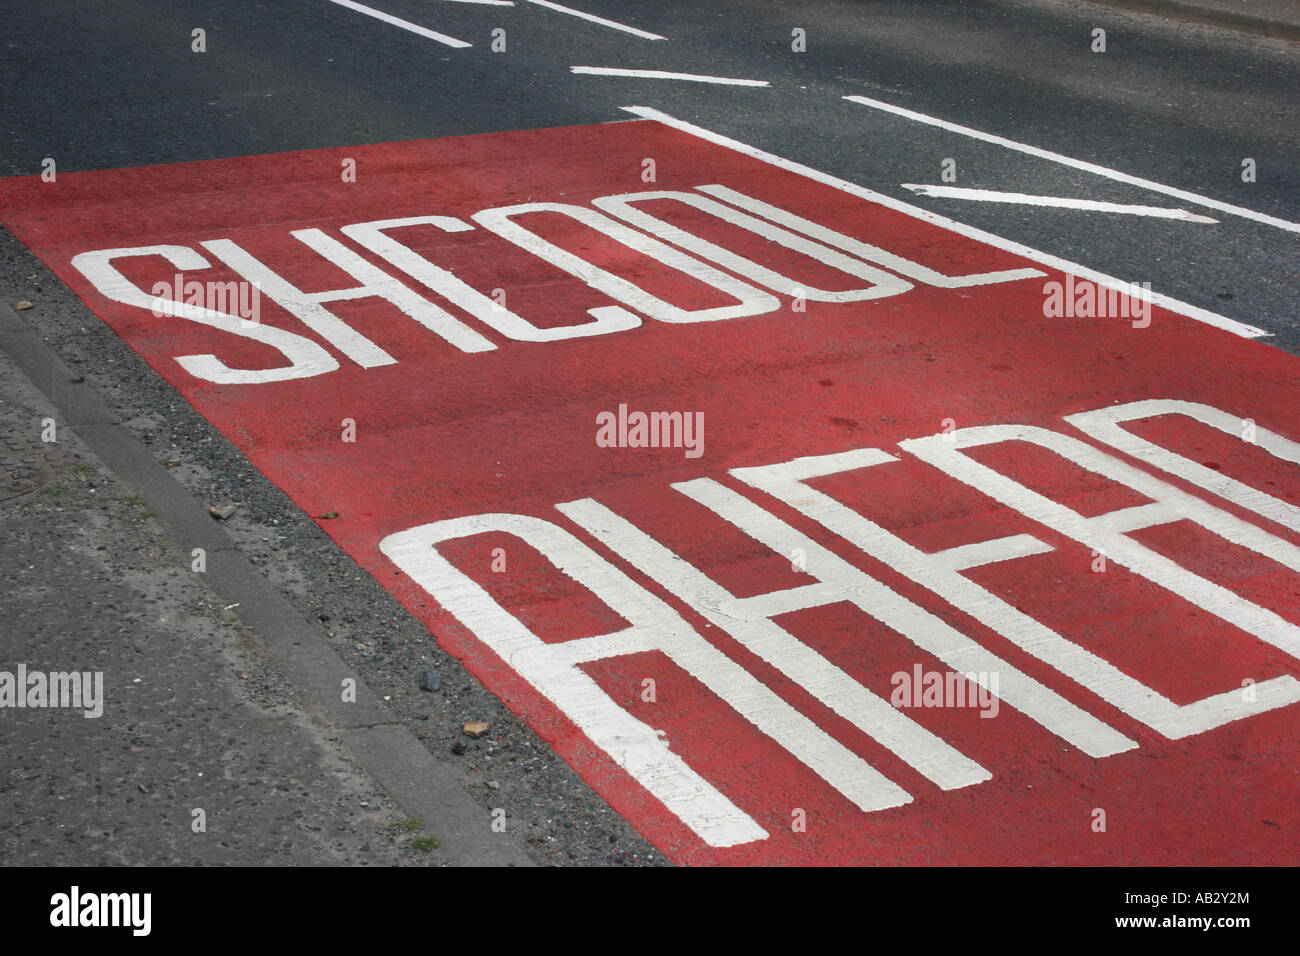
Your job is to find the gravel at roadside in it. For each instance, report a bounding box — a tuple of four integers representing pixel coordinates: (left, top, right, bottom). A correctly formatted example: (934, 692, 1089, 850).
(0, 230, 667, 866)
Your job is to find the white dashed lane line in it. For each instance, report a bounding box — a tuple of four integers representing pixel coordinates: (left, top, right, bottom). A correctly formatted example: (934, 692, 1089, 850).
(322, 0, 472, 47)
(523, 0, 665, 41)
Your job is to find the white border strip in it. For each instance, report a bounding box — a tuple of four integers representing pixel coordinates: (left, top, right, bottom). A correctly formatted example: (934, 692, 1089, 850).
(573, 67, 768, 87)
(323, 0, 471, 47)
(846, 94, 1300, 235)
(618, 105, 1268, 338)
(524, 0, 665, 40)
(900, 185, 1219, 223)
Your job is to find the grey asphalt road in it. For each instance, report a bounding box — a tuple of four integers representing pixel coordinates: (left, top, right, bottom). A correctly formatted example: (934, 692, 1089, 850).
(3, 0, 1296, 347)
(0, 0, 1295, 868)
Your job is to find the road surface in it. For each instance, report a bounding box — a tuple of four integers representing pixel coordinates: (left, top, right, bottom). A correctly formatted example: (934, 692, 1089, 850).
(0, 0, 1296, 869)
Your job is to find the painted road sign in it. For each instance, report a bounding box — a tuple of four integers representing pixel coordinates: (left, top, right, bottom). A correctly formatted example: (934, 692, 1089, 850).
(2, 118, 1297, 864)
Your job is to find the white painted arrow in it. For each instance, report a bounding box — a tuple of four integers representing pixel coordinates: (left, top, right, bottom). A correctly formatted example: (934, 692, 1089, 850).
(571, 66, 768, 86)
(899, 184, 1219, 223)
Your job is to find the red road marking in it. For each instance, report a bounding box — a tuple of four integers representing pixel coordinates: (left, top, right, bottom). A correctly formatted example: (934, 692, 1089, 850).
(3, 120, 1297, 864)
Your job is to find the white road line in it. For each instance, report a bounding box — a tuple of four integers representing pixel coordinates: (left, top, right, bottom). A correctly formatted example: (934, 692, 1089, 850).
(900, 185, 1220, 223)
(323, 0, 471, 47)
(437, 0, 514, 6)
(573, 67, 768, 87)
(619, 106, 1268, 338)
(845, 94, 1300, 235)
(524, 0, 665, 40)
